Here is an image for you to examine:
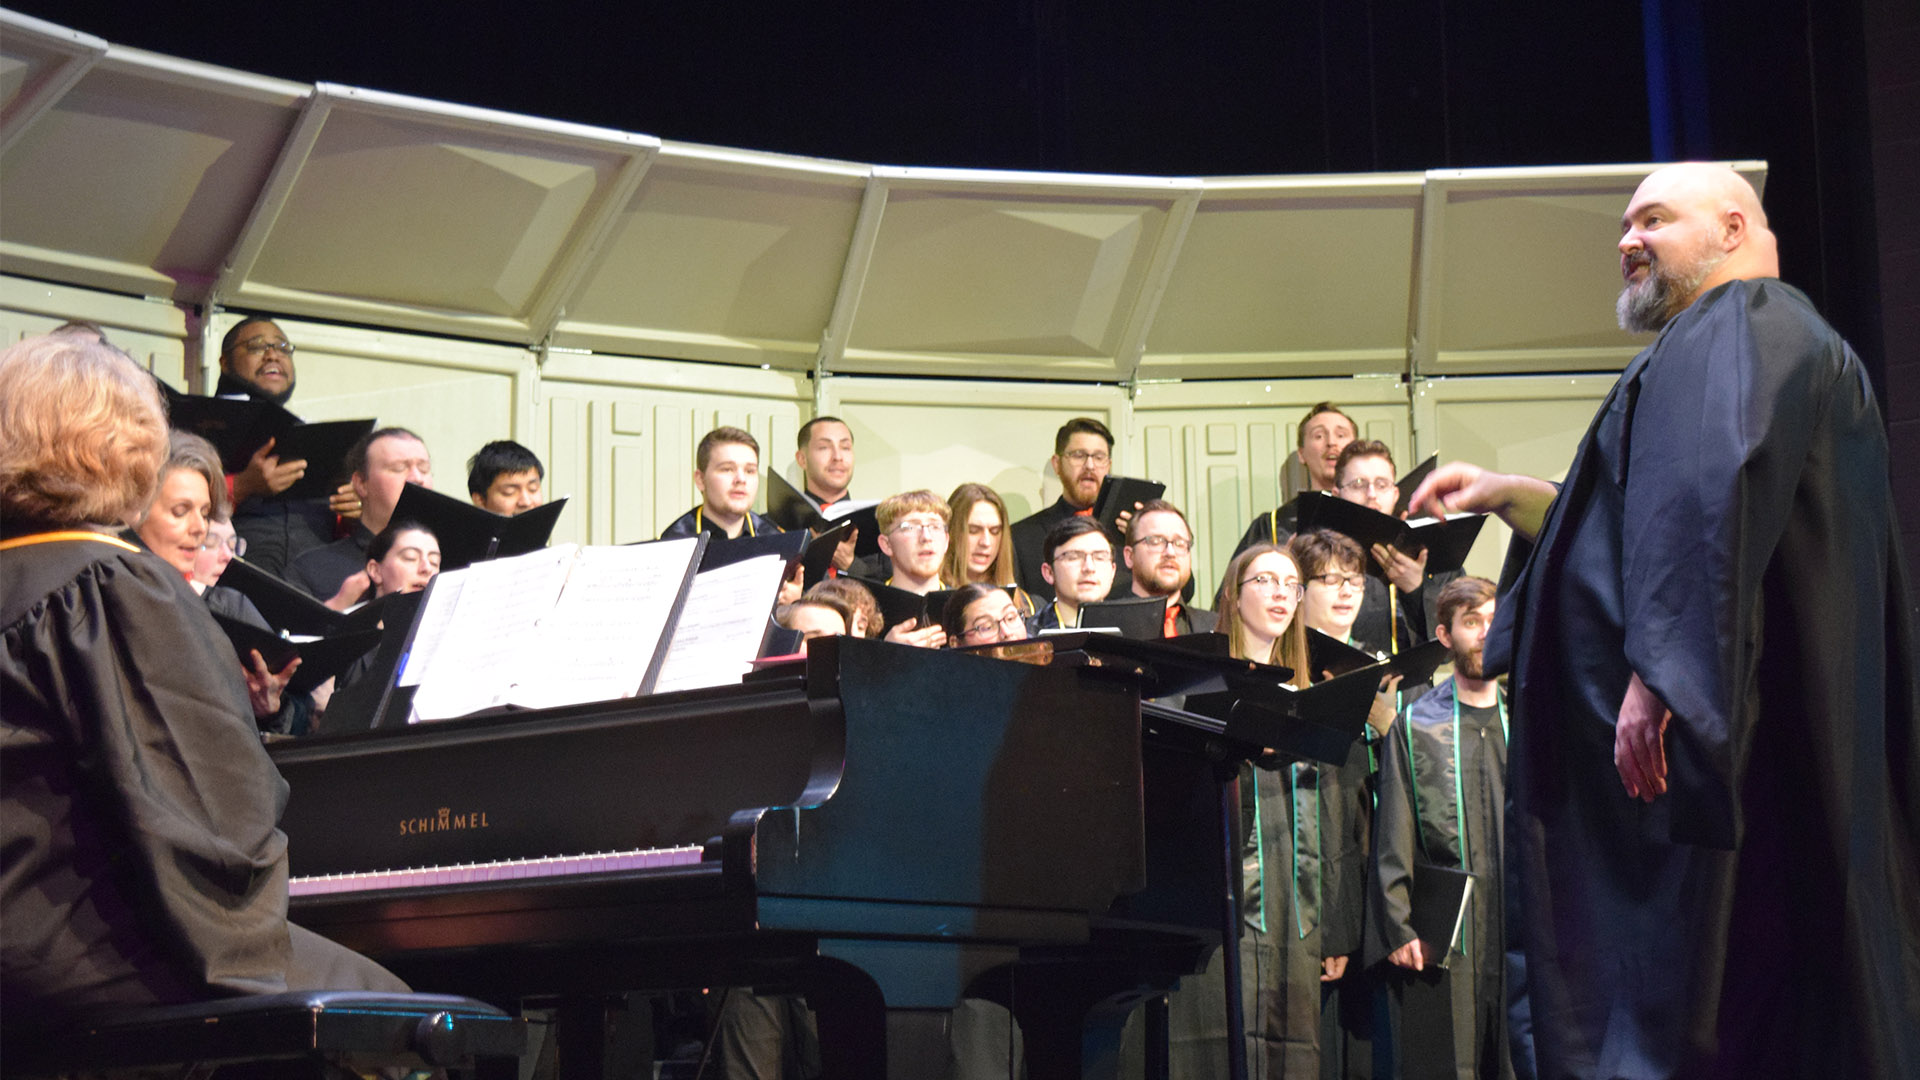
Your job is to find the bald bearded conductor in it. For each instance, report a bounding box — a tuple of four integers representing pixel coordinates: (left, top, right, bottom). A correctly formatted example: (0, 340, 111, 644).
(1411, 163, 1918, 1079)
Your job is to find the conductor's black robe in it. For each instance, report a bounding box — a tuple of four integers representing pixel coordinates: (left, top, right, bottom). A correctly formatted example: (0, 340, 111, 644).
(0, 530, 401, 1032)
(1486, 279, 1920, 1078)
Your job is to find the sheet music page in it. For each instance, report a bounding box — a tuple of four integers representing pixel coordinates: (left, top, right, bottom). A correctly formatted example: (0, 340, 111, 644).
(407, 545, 578, 720)
(651, 554, 787, 694)
(396, 567, 468, 687)
(504, 537, 701, 710)
(819, 498, 880, 521)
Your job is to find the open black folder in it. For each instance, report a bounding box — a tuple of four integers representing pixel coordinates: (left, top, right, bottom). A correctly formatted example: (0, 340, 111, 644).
(695, 519, 850, 591)
(972, 631, 1373, 767)
(1391, 455, 1437, 519)
(388, 482, 567, 573)
(1294, 493, 1485, 578)
(1308, 629, 1450, 686)
(217, 556, 345, 636)
(1409, 864, 1476, 969)
(162, 387, 374, 501)
(208, 613, 381, 698)
(854, 577, 959, 632)
(1190, 662, 1385, 767)
(765, 471, 882, 558)
(1070, 594, 1169, 640)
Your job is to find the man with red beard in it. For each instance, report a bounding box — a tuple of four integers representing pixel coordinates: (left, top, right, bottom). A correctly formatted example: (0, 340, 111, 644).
(1122, 499, 1216, 636)
(1412, 163, 1918, 1078)
(1009, 417, 1115, 600)
(1370, 576, 1517, 1080)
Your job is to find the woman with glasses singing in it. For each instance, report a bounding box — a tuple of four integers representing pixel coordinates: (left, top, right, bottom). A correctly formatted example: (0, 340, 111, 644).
(941, 582, 1030, 647)
(1168, 543, 1323, 1075)
(129, 431, 314, 735)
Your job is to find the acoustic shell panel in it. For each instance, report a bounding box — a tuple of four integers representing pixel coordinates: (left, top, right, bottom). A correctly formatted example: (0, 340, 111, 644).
(1414, 163, 1767, 375)
(0, 10, 106, 153)
(0, 275, 190, 389)
(1139, 174, 1425, 380)
(814, 376, 1130, 525)
(221, 85, 657, 343)
(0, 44, 306, 302)
(554, 143, 868, 370)
(831, 168, 1201, 381)
(535, 352, 810, 546)
(1130, 375, 1412, 599)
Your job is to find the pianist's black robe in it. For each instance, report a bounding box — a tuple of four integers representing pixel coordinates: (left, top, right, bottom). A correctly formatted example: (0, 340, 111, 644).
(1487, 279, 1920, 1079)
(0, 530, 401, 1030)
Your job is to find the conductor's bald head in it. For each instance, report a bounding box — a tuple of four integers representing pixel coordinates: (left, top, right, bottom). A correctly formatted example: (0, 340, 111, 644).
(1616, 163, 1779, 332)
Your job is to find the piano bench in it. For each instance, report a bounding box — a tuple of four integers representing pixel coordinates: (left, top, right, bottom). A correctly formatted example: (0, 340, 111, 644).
(10, 990, 528, 1079)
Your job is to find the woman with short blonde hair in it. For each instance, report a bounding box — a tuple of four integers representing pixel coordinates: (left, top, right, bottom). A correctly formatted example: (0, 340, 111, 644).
(0, 335, 403, 1026)
(0, 334, 167, 532)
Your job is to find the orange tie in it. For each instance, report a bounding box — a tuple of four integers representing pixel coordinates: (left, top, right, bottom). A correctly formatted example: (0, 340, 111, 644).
(1163, 602, 1180, 638)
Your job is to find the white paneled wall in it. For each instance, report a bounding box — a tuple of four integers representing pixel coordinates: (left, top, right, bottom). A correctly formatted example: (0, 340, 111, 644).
(7, 275, 1628, 604)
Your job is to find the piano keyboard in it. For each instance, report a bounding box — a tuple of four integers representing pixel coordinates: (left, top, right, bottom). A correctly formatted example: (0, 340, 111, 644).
(289, 845, 707, 897)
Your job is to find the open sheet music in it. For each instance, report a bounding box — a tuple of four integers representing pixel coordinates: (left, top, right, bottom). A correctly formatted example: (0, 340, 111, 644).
(653, 554, 789, 693)
(400, 538, 704, 720)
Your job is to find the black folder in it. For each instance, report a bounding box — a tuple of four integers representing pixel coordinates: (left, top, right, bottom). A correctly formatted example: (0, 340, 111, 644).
(1294, 494, 1486, 578)
(217, 556, 344, 636)
(854, 577, 957, 632)
(1309, 630, 1449, 691)
(1308, 628, 1380, 679)
(1073, 594, 1170, 640)
(800, 521, 853, 588)
(1391, 455, 1437, 519)
(1408, 864, 1476, 968)
(388, 483, 567, 573)
(318, 590, 426, 731)
(1205, 663, 1383, 766)
(208, 613, 383, 697)
(1092, 475, 1165, 533)
(161, 388, 374, 501)
(764, 470, 819, 532)
(697, 525, 808, 573)
(765, 471, 882, 558)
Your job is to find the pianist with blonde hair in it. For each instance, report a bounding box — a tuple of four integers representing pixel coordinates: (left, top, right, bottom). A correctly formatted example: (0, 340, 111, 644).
(0, 334, 404, 1037)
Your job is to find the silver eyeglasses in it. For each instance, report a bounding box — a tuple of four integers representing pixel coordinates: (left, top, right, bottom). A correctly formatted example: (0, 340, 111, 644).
(1240, 572, 1304, 600)
(1339, 476, 1395, 495)
(965, 609, 1026, 638)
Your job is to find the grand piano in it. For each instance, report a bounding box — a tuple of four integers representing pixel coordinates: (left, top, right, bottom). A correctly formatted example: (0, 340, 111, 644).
(271, 634, 1265, 1079)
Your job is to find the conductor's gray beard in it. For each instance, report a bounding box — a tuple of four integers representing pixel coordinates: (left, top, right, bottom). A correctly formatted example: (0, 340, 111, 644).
(1616, 245, 1725, 333)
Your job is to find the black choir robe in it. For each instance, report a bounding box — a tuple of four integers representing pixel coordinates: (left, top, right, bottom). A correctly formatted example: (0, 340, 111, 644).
(1371, 678, 1515, 1080)
(1168, 756, 1326, 1078)
(0, 530, 401, 1032)
(217, 371, 338, 576)
(1486, 279, 1920, 1079)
